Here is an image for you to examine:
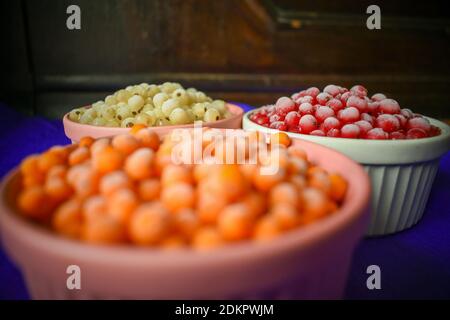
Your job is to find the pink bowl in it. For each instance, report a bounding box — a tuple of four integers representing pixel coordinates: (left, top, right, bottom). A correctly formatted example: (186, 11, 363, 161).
(63, 103, 244, 143)
(0, 135, 370, 299)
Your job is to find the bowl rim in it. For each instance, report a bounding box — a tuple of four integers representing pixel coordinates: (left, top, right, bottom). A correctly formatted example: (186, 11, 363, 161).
(243, 108, 450, 165)
(0, 135, 370, 267)
(63, 103, 244, 131)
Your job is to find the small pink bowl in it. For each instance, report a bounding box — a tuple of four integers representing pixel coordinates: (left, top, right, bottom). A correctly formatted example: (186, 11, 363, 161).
(0, 134, 370, 299)
(63, 103, 244, 143)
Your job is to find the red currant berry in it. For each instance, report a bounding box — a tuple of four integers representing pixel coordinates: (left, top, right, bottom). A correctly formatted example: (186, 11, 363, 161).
(275, 97, 296, 116)
(305, 87, 320, 98)
(326, 128, 340, 137)
(326, 98, 344, 113)
(337, 107, 360, 124)
(346, 96, 368, 112)
(322, 116, 341, 132)
(406, 117, 431, 132)
(375, 114, 400, 133)
(341, 124, 361, 139)
(298, 102, 314, 115)
(299, 114, 318, 134)
(310, 130, 325, 136)
(314, 106, 335, 123)
(400, 108, 413, 119)
(371, 93, 387, 102)
(285, 111, 300, 128)
(406, 128, 427, 139)
(361, 113, 374, 125)
(350, 85, 368, 97)
(390, 131, 406, 139)
(323, 84, 341, 97)
(379, 99, 401, 114)
(354, 120, 373, 136)
(366, 128, 389, 140)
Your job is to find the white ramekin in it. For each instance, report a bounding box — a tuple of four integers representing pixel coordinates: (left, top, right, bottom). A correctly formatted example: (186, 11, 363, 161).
(243, 110, 450, 236)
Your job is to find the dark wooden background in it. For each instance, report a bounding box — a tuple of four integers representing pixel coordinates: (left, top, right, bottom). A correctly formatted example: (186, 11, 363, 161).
(1, 0, 450, 119)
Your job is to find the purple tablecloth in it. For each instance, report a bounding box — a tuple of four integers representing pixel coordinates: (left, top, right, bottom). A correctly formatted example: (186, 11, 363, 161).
(0, 102, 449, 299)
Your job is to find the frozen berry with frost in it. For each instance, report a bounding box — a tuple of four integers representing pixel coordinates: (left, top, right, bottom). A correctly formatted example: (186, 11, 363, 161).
(371, 93, 387, 102)
(341, 124, 361, 139)
(401, 108, 414, 119)
(305, 87, 320, 98)
(315, 106, 335, 123)
(354, 120, 373, 136)
(406, 117, 431, 132)
(299, 114, 318, 134)
(379, 99, 401, 114)
(366, 128, 389, 140)
(350, 85, 368, 97)
(327, 128, 340, 137)
(376, 114, 400, 133)
(323, 84, 341, 97)
(394, 114, 407, 127)
(285, 111, 300, 128)
(361, 113, 374, 125)
(406, 128, 427, 139)
(316, 92, 333, 105)
(296, 96, 314, 105)
(298, 102, 314, 115)
(275, 97, 297, 116)
(270, 121, 288, 131)
(310, 130, 325, 136)
(337, 107, 360, 124)
(346, 96, 368, 112)
(322, 117, 341, 132)
(367, 101, 379, 114)
(340, 91, 351, 105)
(390, 131, 406, 139)
(326, 98, 344, 113)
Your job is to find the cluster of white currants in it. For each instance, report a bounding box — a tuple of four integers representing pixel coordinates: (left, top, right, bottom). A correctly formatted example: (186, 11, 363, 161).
(68, 82, 232, 127)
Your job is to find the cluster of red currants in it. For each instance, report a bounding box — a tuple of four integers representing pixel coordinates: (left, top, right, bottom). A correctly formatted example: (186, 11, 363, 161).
(250, 85, 440, 139)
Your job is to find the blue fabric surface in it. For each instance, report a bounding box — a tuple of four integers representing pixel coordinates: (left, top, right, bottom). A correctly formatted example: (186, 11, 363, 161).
(0, 102, 449, 299)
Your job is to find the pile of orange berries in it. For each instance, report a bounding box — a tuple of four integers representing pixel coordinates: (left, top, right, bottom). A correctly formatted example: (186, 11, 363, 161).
(16, 126, 347, 250)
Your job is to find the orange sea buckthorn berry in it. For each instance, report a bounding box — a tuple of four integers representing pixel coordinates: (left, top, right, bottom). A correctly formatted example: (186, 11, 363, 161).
(72, 169, 99, 199)
(192, 227, 223, 250)
(112, 134, 140, 155)
(270, 132, 291, 147)
(193, 160, 218, 183)
(243, 192, 266, 219)
(37, 151, 65, 173)
(196, 189, 228, 224)
(161, 164, 193, 187)
(269, 182, 299, 208)
(308, 171, 332, 194)
(52, 198, 82, 238)
(124, 148, 154, 180)
(83, 195, 107, 222)
(20, 155, 40, 175)
(161, 182, 195, 213)
(289, 174, 307, 191)
(301, 187, 330, 223)
(81, 214, 126, 244)
(66, 163, 90, 186)
(17, 186, 53, 220)
(107, 188, 138, 225)
(239, 163, 257, 181)
(287, 157, 308, 175)
(130, 124, 147, 135)
(68, 146, 90, 166)
(92, 145, 124, 174)
(48, 145, 70, 162)
(173, 208, 199, 239)
(129, 202, 170, 245)
(135, 129, 160, 151)
(270, 203, 299, 230)
(218, 203, 254, 241)
(252, 167, 286, 193)
(99, 171, 132, 197)
(212, 164, 248, 202)
(328, 173, 348, 202)
(90, 138, 110, 155)
(253, 215, 282, 241)
(138, 178, 161, 201)
(79, 136, 95, 148)
(45, 176, 73, 202)
(47, 164, 68, 180)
